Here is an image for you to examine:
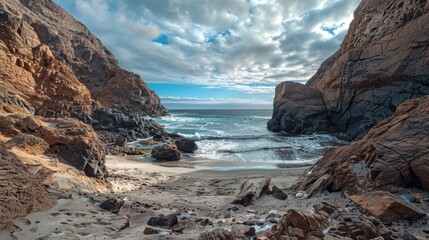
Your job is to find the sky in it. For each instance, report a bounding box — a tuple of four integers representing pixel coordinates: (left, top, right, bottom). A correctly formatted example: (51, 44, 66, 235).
(55, 0, 361, 109)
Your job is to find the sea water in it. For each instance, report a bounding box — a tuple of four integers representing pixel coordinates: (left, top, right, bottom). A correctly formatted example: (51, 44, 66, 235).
(153, 109, 346, 168)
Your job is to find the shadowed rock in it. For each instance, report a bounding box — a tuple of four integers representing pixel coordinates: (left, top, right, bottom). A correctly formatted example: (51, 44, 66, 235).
(175, 138, 198, 153)
(151, 145, 182, 161)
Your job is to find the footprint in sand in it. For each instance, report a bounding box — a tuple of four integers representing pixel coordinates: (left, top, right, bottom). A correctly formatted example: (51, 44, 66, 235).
(50, 213, 61, 217)
(16, 218, 31, 225)
(75, 213, 87, 217)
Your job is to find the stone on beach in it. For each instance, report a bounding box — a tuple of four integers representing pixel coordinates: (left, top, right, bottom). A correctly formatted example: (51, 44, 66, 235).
(271, 185, 288, 200)
(151, 145, 182, 161)
(175, 138, 198, 153)
(147, 213, 178, 228)
(99, 197, 124, 214)
(351, 191, 426, 221)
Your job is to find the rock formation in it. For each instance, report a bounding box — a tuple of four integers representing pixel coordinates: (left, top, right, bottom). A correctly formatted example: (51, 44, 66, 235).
(0, 0, 168, 227)
(1, 0, 167, 117)
(293, 95, 429, 195)
(0, 114, 108, 178)
(269, 0, 429, 140)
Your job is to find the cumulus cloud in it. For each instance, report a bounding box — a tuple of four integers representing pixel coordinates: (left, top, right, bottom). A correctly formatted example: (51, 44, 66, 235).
(55, 0, 361, 93)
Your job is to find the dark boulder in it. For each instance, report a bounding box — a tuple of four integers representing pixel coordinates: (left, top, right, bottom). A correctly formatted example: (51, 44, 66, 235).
(270, 185, 288, 200)
(147, 213, 178, 228)
(99, 197, 124, 214)
(175, 138, 198, 153)
(114, 136, 127, 147)
(151, 145, 181, 161)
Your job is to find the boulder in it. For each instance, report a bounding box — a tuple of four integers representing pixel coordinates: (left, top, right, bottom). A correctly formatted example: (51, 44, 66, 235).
(147, 213, 178, 228)
(151, 145, 181, 161)
(351, 191, 426, 221)
(256, 177, 271, 198)
(175, 138, 198, 153)
(271, 185, 288, 200)
(153, 133, 170, 142)
(233, 178, 276, 205)
(266, 209, 329, 240)
(114, 136, 127, 147)
(99, 197, 124, 214)
(232, 180, 256, 206)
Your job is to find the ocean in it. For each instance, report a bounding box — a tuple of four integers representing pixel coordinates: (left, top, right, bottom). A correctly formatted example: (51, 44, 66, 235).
(153, 109, 346, 168)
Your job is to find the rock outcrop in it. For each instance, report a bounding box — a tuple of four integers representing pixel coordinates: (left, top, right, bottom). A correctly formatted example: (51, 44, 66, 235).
(0, 114, 108, 178)
(293, 95, 429, 194)
(269, 0, 429, 139)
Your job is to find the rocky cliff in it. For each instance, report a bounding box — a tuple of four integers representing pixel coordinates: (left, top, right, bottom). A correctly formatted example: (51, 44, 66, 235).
(1, 0, 167, 118)
(0, 0, 168, 227)
(275, 0, 429, 195)
(268, 0, 429, 139)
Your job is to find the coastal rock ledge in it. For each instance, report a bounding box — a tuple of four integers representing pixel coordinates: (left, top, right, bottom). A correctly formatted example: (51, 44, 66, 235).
(268, 0, 429, 140)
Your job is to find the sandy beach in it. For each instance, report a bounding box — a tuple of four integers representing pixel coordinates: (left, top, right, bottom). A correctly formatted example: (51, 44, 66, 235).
(0, 155, 346, 240)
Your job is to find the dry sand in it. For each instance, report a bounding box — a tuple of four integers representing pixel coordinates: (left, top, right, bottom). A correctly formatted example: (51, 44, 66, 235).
(0, 156, 348, 240)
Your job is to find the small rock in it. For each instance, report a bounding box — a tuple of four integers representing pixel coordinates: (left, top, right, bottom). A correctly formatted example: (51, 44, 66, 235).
(143, 227, 158, 235)
(271, 186, 288, 200)
(147, 213, 178, 227)
(99, 198, 124, 214)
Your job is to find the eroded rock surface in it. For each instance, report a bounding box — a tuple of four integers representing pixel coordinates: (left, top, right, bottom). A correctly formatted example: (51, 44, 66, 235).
(0, 145, 52, 230)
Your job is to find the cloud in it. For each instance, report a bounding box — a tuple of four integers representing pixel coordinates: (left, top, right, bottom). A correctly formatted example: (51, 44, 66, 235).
(160, 96, 272, 109)
(161, 96, 271, 104)
(55, 0, 361, 93)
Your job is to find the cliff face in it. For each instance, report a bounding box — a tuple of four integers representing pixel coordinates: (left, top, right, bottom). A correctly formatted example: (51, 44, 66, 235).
(0, 0, 169, 226)
(1, 0, 167, 117)
(268, 0, 429, 139)
(278, 0, 429, 195)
